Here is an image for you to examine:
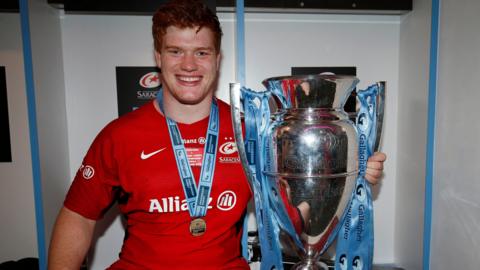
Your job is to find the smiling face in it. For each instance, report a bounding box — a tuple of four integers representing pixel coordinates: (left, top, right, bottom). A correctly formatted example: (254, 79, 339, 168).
(155, 26, 221, 106)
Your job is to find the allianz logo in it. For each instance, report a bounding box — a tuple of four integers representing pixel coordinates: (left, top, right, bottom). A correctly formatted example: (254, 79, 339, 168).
(148, 190, 237, 213)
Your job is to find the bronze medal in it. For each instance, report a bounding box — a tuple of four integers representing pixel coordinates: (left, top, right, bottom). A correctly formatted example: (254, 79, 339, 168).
(190, 218, 206, 236)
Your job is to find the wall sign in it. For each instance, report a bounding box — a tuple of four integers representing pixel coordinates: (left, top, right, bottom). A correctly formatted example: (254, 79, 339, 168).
(115, 66, 161, 117)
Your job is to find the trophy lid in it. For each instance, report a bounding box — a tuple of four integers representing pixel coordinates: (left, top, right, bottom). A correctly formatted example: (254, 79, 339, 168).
(262, 74, 359, 110)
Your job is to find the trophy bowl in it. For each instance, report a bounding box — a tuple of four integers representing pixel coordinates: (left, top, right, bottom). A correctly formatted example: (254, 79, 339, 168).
(230, 75, 362, 270)
(263, 75, 358, 269)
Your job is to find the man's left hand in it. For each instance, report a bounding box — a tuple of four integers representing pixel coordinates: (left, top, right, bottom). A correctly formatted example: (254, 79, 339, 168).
(365, 152, 387, 185)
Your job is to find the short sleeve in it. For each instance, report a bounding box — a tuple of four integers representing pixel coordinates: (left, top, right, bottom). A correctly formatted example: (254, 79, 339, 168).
(64, 124, 120, 220)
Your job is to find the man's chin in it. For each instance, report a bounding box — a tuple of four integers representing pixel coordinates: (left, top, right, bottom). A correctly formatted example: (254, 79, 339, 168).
(164, 87, 213, 105)
(173, 91, 213, 105)
(176, 96, 208, 105)
(178, 99, 201, 105)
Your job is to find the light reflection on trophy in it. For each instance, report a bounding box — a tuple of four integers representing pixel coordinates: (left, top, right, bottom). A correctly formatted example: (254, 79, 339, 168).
(230, 75, 384, 270)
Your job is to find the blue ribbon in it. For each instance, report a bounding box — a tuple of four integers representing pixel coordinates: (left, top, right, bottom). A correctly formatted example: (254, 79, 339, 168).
(241, 87, 284, 269)
(240, 86, 304, 270)
(335, 84, 379, 270)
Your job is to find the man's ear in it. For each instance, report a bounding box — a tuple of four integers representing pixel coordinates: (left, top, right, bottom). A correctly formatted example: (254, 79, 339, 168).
(154, 50, 162, 69)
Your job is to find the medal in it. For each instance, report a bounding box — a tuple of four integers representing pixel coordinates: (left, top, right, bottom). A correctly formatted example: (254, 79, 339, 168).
(158, 89, 219, 235)
(190, 218, 207, 236)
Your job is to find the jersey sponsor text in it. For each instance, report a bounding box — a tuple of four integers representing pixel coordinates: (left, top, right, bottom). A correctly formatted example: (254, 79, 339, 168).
(149, 196, 213, 213)
(148, 190, 238, 213)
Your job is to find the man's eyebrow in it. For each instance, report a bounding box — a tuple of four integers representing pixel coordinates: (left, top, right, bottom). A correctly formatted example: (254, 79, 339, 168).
(164, 45, 180, 50)
(196, 46, 215, 51)
(163, 45, 214, 51)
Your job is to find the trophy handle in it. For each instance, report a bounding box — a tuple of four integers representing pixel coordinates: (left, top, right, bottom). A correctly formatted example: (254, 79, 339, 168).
(374, 81, 386, 152)
(229, 83, 254, 191)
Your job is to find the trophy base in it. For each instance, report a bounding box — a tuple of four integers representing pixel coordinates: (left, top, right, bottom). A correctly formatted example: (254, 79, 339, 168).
(290, 260, 329, 270)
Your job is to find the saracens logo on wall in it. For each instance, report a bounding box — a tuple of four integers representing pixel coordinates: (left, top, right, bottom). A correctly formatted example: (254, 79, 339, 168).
(139, 72, 160, 88)
(137, 71, 160, 100)
(116, 66, 161, 117)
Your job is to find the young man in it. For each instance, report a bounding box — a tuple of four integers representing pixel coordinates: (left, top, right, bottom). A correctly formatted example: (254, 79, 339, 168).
(48, 0, 387, 269)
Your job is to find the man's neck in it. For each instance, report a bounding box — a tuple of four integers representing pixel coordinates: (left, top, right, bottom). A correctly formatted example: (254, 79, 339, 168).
(154, 93, 213, 124)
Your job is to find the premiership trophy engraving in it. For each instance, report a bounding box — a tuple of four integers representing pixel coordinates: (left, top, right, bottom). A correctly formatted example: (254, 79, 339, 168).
(230, 75, 384, 270)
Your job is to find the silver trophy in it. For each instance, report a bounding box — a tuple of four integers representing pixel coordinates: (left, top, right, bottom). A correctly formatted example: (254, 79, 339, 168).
(230, 75, 384, 270)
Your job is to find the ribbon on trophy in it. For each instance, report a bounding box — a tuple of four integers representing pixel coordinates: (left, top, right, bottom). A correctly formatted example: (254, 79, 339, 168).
(240, 86, 302, 270)
(241, 87, 282, 269)
(335, 83, 384, 270)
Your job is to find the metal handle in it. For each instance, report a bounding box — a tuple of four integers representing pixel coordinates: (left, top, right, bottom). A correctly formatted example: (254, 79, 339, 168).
(374, 81, 386, 152)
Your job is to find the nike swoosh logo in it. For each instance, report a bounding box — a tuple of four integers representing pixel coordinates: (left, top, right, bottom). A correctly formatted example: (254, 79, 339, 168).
(141, 147, 167, 160)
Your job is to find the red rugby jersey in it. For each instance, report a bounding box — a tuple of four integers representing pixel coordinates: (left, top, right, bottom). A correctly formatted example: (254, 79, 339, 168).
(65, 100, 251, 269)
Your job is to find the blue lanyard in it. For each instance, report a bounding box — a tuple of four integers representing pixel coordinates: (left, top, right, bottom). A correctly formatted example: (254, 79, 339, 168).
(157, 89, 219, 218)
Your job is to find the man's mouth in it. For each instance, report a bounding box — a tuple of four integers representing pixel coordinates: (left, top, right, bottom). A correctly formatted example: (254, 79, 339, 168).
(177, 76, 201, 83)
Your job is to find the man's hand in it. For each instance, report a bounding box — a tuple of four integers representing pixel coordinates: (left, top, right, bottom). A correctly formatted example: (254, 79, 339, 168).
(365, 152, 387, 185)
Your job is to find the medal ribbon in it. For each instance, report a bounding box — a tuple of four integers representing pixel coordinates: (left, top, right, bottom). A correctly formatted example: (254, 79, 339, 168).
(335, 84, 380, 270)
(157, 89, 219, 218)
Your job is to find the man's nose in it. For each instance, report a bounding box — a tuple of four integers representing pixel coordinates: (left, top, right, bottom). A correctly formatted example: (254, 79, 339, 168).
(181, 53, 198, 71)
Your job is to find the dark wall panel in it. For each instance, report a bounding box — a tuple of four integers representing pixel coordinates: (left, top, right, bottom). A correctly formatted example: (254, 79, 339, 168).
(49, 0, 411, 14)
(0, 67, 12, 162)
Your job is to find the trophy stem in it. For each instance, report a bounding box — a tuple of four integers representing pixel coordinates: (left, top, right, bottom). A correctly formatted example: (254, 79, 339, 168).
(290, 246, 328, 270)
(291, 259, 329, 270)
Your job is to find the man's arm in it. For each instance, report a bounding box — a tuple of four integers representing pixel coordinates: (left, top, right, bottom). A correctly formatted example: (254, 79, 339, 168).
(48, 207, 96, 270)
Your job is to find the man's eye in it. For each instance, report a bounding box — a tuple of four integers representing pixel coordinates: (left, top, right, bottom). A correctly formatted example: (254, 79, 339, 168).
(196, 51, 210, 56)
(168, 49, 181, 55)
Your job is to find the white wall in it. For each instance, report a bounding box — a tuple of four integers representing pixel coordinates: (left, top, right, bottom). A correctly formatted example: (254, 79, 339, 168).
(60, 14, 157, 269)
(430, 0, 480, 269)
(28, 0, 70, 248)
(60, 12, 401, 269)
(0, 13, 38, 261)
(396, 0, 432, 269)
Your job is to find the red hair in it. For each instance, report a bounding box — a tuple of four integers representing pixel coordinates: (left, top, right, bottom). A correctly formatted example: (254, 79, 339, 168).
(152, 0, 223, 53)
